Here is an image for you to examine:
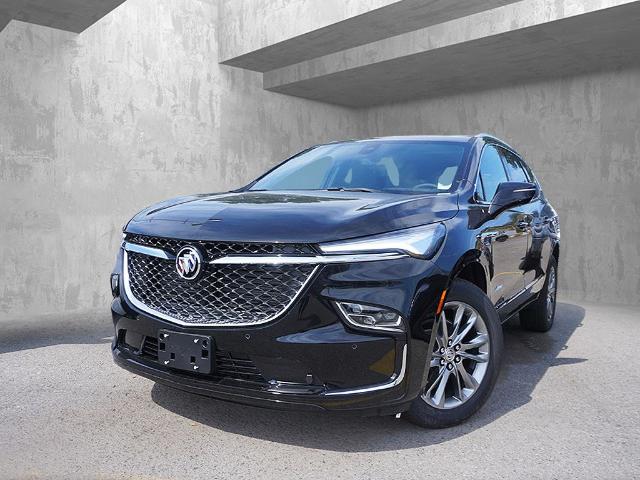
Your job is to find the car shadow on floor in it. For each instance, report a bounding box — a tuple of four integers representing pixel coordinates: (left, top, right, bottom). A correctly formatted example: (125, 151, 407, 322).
(150, 302, 586, 452)
(0, 311, 112, 354)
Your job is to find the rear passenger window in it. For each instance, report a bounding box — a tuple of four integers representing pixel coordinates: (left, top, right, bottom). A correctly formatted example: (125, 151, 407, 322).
(477, 145, 508, 202)
(519, 158, 536, 184)
(500, 148, 530, 183)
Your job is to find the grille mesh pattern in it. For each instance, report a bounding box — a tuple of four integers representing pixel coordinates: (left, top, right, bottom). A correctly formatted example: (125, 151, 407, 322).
(126, 233, 317, 258)
(126, 251, 315, 325)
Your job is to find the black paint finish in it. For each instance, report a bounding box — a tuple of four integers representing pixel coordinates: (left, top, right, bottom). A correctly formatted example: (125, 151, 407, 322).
(111, 134, 560, 415)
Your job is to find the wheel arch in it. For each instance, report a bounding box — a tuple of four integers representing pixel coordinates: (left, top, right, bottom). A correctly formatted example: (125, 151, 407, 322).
(448, 249, 488, 294)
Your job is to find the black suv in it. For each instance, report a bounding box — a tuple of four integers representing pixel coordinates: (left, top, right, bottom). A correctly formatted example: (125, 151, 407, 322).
(111, 134, 560, 427)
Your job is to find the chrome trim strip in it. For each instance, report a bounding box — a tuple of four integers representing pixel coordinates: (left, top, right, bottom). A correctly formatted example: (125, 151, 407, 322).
(524, 275, 545, 292)
(123, 241, 407, 265)
(497, 276, 545, 309)
(209, 252, 407, 265)
(124, 242, 175, 260)
(122, 250, 320, 327)
(322, 344, 407, 396)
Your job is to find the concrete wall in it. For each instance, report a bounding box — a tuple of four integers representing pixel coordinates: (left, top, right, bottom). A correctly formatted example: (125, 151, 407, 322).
(365, 67, 640, 305)
(0, 0, 364, 320)
(1, 0, 638, 321)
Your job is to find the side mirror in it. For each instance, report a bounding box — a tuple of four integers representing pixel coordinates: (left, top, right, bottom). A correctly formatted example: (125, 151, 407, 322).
(488, 182, 537, 216)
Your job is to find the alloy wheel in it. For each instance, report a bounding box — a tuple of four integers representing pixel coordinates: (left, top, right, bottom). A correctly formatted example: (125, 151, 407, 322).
(546, 266, 557, 321)
(422, 301, 490, 410)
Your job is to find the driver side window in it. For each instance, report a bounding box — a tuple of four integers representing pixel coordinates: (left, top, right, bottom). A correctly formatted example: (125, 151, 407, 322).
(476, 145, 508, 202)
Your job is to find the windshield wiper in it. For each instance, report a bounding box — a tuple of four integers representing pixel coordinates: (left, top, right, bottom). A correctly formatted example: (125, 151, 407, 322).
(324, 187, 379, 193)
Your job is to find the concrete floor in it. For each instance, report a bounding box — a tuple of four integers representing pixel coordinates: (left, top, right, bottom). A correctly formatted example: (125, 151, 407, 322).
(0, 300, 638, 479)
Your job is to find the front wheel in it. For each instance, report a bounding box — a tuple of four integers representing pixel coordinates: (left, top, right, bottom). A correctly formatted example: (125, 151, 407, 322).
(405, 279, 503, 428)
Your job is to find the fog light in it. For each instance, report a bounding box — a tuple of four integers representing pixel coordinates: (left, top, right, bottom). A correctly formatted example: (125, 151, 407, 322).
(110, 274, 120, 297)
(336, 302, 404, 332)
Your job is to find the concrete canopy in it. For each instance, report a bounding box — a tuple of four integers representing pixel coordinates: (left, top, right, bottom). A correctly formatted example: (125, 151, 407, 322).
(0, 0, 126, 33)
(259, 0, 640, 107)
(220, 0, 520, 72)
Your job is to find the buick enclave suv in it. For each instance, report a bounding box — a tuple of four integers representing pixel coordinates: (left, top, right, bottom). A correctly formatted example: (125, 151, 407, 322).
(111, 134, 560, 427)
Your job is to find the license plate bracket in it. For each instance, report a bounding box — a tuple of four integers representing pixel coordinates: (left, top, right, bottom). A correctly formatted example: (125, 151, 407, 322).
(157, 329, 213, 374)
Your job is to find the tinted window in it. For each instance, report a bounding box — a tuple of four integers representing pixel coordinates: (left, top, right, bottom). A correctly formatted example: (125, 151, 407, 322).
(477, 145, 508, 202)
(500, 148, 530, 183)
(250, 141, 470, 194)
(519, 157, 536, 184)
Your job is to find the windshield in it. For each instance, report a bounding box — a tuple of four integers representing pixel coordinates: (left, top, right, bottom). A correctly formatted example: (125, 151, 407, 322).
(249, 140, 470, 194)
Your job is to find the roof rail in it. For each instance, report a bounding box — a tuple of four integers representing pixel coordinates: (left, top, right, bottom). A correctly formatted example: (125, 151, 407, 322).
(474, 133, 518, 154)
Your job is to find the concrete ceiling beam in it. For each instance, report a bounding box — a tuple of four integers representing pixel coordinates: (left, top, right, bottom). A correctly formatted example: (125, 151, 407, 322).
(262, 0, 640, 107)
(220, 0, 521, 72)
(0, 0, 126, 33)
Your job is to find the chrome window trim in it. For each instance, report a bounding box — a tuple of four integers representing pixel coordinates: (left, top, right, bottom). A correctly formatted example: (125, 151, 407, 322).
(122, 249, 320, 327)
(322, 344, 407, 396)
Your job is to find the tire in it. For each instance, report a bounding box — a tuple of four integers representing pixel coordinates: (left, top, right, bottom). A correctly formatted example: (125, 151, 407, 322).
(405, 279, 503, 429)
(520, 256, 558, 332)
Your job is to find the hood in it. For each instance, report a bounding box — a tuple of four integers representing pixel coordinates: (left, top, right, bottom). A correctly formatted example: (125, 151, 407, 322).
(125, 190, 459, 243)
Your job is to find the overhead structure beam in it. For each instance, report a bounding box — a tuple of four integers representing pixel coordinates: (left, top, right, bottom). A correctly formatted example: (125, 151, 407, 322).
(0, 0, 126, 33)
(220, 0, 520, 72)
(261, 0, 640, 107)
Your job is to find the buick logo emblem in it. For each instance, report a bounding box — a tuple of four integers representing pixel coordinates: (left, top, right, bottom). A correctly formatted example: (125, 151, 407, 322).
(175, 246, 203, 280)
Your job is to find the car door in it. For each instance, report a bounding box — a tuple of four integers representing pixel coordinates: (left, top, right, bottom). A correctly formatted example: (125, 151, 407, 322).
(498, 148, 546, 290)
(475, 145, 529, 306)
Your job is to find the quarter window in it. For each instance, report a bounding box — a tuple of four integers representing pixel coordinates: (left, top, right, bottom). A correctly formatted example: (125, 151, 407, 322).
(500, 148, 530, 183)
(477, 145, 508, 202)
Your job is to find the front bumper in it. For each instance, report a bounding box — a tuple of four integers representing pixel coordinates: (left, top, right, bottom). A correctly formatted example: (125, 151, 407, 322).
(111, 251, 447, 415)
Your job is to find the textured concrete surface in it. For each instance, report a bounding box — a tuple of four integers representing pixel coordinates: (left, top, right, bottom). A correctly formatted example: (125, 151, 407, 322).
(1, 301, 638, 478)
(220, 0, 519, 72)
(364, 67, 640, 306)
(220, 0, 396, 70)
(1, 0, 640, 319)
(0, 0, 127, 33)
(264, 0, 640, 106)
(0, 0, 364, 320)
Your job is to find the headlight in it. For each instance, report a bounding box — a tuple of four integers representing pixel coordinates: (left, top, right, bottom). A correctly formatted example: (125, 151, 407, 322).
(319, 223, 446, 259)
(336, 302, 404, 332)
(110, 274, 120, 297)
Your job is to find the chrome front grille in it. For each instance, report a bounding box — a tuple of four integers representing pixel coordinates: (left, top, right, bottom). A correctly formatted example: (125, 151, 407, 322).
(123, 239, 317, 326)
(125, 234, 317, 259)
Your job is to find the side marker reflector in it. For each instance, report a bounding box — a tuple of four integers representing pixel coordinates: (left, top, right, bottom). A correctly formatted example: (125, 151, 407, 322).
(436, 289, 447, 315)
